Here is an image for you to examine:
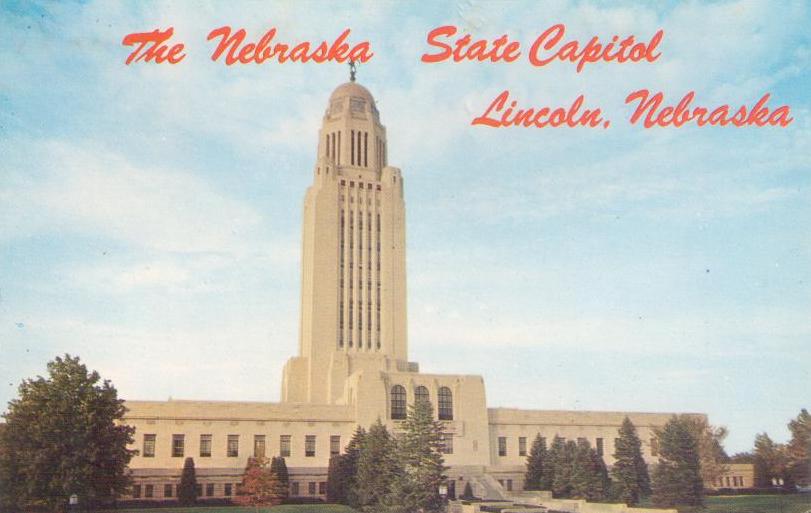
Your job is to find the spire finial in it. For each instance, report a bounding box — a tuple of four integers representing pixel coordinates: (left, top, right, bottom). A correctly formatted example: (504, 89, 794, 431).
(349, 60, 357, 82)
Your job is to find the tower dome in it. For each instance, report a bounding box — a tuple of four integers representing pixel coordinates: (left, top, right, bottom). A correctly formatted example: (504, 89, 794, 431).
(329, 81, 376, 104)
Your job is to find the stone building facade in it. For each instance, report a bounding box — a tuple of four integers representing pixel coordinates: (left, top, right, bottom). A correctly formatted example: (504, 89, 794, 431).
(122, 79, 706, 502)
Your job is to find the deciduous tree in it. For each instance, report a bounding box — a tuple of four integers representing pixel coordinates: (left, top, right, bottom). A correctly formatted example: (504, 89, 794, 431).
(682, 416, 729, 486)
(0, 355, 135, 511)
(235, 456, 283, 508)
(786, 408, 810, 486)
(753, 433, 788, 487)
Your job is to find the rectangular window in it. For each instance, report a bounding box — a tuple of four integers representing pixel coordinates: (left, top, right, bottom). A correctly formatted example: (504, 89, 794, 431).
(506, 479, 513, 492)
(650, 438, 659, 457)
(195, 484, 202, 497)
(132, 485, 141, 498)
(577, 437, 587, 445)
(305, 435, 316, 457)
(172, 434, 185, 457)
(596, 437, 604, 457)
(143, 434, 156, 457)
(291, 482, 300, 496)
(442, 434, 453, 454)
(224, 483, 232, 496)
(200, 434, 212, 457)
(319, 481, 327, 495)
(308, 482, 316, 495)
(206, 483, 214, 497)
(254, 435, 266, 458)
(498, 436, 507, 457)
(330, 435, 341, 456)
(227, 435, 239, 457)
(145, 484, 154, 498)
(280, 435, 291, 457)
(519, 437, 527, 457)
(164, 484, 173, 498)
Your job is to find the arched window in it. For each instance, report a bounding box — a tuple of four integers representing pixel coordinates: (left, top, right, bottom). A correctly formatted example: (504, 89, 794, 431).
(414, 385, 429, 405)
(391, 385, 406, 420)
(438, 387, 453, 420)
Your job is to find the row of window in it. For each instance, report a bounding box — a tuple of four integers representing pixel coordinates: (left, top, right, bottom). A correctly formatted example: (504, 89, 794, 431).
(390, 385, 453, 421)
(496, 435, 660, 458)
(141, 434, 341, 459)
(131, 480, 329, 499)
(712, 476, 746, 488)
(322, 130, 387, 170)
(338, 203, 382, 350)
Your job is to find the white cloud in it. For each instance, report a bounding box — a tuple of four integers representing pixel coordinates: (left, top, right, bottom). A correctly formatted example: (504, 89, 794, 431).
(1, 139, 264, 254)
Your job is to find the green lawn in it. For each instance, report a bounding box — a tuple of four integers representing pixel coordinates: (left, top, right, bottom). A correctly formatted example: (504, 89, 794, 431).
(640, 494, 811, 513)
(702, 494, 811, 513)
(103, 506, 357, 513)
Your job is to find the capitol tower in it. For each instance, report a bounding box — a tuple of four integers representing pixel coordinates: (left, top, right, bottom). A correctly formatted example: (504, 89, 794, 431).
(282, 75, 410, 405)
(122, 74, 708, 504)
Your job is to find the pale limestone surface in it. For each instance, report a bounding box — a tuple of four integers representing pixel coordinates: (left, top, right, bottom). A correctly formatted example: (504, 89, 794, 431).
(121, 81, 707, 502)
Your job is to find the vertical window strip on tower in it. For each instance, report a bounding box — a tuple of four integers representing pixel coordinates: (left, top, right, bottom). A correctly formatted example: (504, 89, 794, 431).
(351, 130, 355, 165)
(337, 131, 341, 165)
(364, 132, 368, 167)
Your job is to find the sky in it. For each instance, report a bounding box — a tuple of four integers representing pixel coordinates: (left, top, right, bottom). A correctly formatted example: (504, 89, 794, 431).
(0, 0, 809, 455)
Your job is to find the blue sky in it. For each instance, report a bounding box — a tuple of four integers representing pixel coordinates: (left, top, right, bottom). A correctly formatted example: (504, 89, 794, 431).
(1, 1, 809, 454)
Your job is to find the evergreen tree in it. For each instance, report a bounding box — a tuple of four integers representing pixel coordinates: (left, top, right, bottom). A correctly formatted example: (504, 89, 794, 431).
(460, 481, 475, 500)
(387, 400, 448, 513)
(588, 445, 612, 501)
(569, 439, 594, 500)
(651, 416, 703, 508)
(524, 434, 548, 490)
(269, 456, 290, 501)
(611, 416, 651, 506)
(544, 436, 565, 495)
(355, 419, 399, 512)
(342, 426, 366, 507)
(786, 408, 810, 486)
(235, 456, 283, 508)
(178, 457, 198, 505)
(569, 439, 610, 501)
(326, 454, 346, 503)
(552, 440, 577, 498)
(0, 355, 135, 511)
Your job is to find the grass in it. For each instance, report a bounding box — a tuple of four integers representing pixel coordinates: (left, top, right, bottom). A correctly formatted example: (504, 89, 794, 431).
(102, 506, 357, 513)
(702, 494, 811, 513)
(640, 494, 811, 513)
